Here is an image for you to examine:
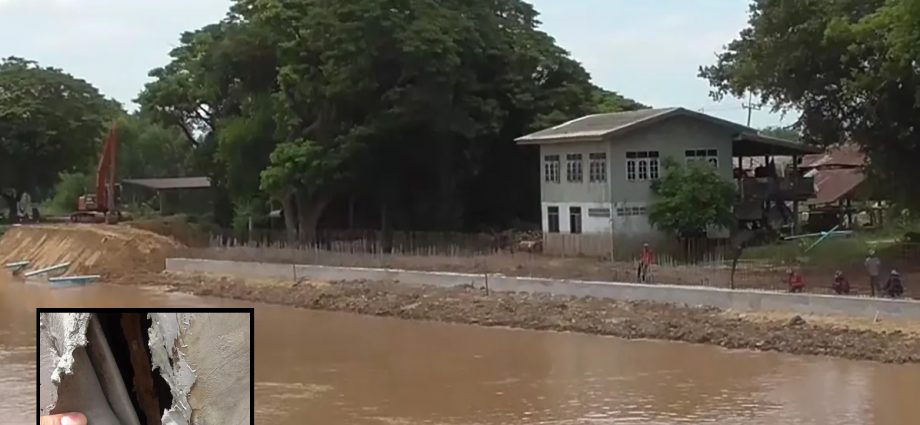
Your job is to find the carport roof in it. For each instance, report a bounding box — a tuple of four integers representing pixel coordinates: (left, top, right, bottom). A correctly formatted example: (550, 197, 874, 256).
(122, 177, 211, 190)
(732, 132, 822, 157)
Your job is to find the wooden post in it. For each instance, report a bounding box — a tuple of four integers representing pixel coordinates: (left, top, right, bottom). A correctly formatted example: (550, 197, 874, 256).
(791, 154, 800, 235)
(846, 198, 854, 229)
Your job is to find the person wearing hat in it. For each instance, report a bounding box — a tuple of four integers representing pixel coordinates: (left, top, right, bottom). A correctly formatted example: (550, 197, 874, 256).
(884, 269, 904, 298)
(864, 249, 881, 296)
(832, 270, 850, 295)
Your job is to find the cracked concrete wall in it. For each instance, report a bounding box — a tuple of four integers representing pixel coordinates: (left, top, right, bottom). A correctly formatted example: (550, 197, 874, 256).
(40, 312, 251, 425)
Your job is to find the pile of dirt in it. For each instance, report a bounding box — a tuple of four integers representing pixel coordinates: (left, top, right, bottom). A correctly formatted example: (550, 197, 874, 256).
(0, 224, 184, 277)
(124, 272, 920, 363)
(127, 215, 210, 248)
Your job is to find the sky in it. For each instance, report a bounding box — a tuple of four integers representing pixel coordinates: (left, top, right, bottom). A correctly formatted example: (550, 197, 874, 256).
(0, 0, 794, 129)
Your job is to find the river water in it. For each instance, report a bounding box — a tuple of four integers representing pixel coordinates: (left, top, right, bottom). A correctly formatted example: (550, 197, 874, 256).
(2, 277, 919, 425)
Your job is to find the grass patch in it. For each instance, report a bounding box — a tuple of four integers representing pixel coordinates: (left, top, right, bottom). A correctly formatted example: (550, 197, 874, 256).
(742, 232, 901, 267)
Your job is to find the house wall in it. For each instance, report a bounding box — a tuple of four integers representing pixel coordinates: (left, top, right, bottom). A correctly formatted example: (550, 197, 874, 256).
(608, 115, 734, 203)
(539, 140, 612, 203)
(538, 115, 736, 255)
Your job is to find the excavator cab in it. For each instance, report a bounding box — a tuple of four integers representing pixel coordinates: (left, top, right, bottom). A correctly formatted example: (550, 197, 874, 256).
(77, 194, 98, 212)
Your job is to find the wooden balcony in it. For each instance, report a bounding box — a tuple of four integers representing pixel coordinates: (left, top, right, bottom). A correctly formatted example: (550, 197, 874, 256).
(739, 176, 815, 201)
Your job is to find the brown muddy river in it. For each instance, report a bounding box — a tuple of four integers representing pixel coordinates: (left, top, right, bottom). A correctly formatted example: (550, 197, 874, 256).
(2, 277, 919, 424)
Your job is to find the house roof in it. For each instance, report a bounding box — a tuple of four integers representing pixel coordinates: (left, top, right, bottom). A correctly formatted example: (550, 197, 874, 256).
(515, 107, 820, 156)
(122, 177, 211, 190)
(515, 107, 751, 144)
(801, 144, 865, 169)
(804, 167, 866, 205)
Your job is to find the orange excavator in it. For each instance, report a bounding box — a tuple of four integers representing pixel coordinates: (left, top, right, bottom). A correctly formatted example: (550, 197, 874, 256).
(71, 123, 122, 224)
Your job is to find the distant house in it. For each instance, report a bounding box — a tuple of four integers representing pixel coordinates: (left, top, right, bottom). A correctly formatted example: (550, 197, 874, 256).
(515, 107, 820, 256)
(799, 144, 874, 229)
(800, 144, 867, 205)
(122, 177, 212, 216)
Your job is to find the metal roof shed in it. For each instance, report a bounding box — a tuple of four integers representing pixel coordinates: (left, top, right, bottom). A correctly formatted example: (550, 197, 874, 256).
(122, 177, 212, 216)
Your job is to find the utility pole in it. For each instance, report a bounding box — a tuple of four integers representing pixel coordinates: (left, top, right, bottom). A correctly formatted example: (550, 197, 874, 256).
(742, 91, 761, 127)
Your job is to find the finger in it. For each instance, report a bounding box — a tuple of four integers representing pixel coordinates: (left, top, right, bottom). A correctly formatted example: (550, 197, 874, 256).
(40, 413, 87, 425)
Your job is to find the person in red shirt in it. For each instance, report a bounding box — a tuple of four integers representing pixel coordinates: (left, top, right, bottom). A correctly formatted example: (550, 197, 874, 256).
(832, 270, 850, 295)
(786, 268, 805, 293)
(638, 243, 656, 283)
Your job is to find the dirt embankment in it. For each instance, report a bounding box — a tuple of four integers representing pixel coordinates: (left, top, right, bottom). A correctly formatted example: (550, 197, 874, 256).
(0, 224, 182, 277)
(120, 272, 920, 364)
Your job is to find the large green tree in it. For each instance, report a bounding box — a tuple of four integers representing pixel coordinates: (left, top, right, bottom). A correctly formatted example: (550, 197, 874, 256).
(700, 0, 920, 210)
(137, 19, 280, 225)
(117, 114, 195, 179)
(141, 0, 644, 239)
(0, 57, 117, 217)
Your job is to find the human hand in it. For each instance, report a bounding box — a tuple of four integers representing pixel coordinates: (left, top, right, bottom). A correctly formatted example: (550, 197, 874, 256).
(40, 412, 87, 425)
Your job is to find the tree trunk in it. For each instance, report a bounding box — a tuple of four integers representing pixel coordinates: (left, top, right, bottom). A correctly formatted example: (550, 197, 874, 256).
(281, 193, 298, 242)
(295, 191, 330, 243)
(380, 202, 393, 254)
(437, 138, 459, 230)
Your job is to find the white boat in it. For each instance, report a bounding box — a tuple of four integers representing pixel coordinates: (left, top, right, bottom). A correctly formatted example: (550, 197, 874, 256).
(48, 275, 100, 286)
(23, 262, 71, 279)
(4, 260, 30, 274)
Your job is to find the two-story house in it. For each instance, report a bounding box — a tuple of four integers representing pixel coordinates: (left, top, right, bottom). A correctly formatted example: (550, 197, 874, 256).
(515, 107, 819, 256)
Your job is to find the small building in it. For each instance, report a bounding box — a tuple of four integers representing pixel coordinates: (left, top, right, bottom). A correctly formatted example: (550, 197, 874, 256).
(515, 107, 820, 256)
(799, 144, 874, 229)
(122, 177, 212, 216)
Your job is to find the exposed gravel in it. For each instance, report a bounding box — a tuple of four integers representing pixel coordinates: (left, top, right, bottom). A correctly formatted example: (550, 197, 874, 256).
(120, 272, 920, 364)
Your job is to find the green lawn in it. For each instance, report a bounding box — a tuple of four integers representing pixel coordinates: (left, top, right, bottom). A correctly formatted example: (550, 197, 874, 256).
(741, 230, 906, 267)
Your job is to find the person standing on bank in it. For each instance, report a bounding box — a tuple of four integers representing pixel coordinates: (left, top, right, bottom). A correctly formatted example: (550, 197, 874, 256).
(786, 268, 806, 293)
(638, 243, 656, 283)
(865, 249, 881, 296)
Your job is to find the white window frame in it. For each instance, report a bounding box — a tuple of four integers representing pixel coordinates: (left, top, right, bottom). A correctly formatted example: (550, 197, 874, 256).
(625, 151, 660, 181)
(544, 155, 560, 183)
(685, 148, 719, 168)
(569, 206, 582, 234)
(547, 206, 560, 233)
(588, 152, 607, 183)
(616, 205, 648, 217)
(587, 207, 610, 217)
(566, 153, 583, 183)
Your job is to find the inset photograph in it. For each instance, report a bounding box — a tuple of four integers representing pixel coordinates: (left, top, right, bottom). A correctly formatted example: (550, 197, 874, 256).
(38, 308, 252, 425)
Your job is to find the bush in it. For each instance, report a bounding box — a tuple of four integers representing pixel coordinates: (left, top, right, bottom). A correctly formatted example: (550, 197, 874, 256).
(49, 172, 93, 213)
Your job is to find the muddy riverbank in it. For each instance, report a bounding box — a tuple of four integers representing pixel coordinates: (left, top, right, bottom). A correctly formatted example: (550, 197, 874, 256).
(118, 272, 920, 364)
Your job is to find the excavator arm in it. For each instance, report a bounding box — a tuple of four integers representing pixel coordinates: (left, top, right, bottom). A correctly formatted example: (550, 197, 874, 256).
(95, 123, 119, 215)
(71, 123, 120, 223)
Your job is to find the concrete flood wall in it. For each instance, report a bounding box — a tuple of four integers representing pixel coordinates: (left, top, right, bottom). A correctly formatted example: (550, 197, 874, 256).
(165, 258, 920, 320)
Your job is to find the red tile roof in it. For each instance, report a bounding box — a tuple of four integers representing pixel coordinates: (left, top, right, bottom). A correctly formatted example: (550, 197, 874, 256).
(805, 167, 866, 204)
(801, 144, 865, 169)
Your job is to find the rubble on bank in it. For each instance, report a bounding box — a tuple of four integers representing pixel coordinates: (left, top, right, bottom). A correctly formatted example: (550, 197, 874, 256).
(122, 272, 920, 364)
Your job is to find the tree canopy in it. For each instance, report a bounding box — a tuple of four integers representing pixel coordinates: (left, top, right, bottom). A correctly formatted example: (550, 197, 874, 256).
(649, 158, 736, 239)
(0, 57, 118, 215)
(139, 0, 644, 239)
(699, 0, 920, 210)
